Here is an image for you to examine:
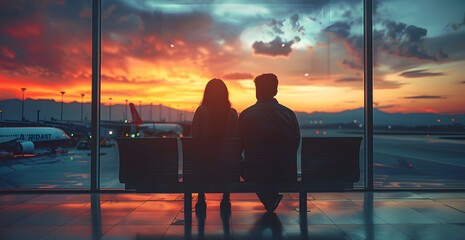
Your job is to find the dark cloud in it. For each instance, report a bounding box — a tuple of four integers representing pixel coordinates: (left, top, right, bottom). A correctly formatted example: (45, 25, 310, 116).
(339, 58, 363, 70)
(324, 19, 450, 70)
(378, 20, 448, 61)
(399, 69, 445, 78)
(323, 22, 351, 38)
(386, 21, 407, 39)
(404, 25, 427, 42)
(445, 13, 465, 31)
(222, 72, 254, 80)
(335, 77, 361, 82)
(265, 19, 285, 34)
(404, 95, 446, 99)
(290, 14, 304, 32)
(252, 37, 299, 57)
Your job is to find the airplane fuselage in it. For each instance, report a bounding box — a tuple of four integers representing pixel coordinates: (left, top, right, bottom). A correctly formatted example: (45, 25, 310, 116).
(0, 127, 70, 153)
(137, 123, 183, 137)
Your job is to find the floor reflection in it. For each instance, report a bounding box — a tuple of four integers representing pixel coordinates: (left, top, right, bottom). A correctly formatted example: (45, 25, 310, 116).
(248, 212, 286, 239)
(363, 192, 374, 240)
(90, 193, 101, 240)
(1, 192, 465, 240)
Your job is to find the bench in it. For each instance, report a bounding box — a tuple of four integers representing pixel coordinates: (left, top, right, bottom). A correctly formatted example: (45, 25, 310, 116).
(117, 136, 362, 230)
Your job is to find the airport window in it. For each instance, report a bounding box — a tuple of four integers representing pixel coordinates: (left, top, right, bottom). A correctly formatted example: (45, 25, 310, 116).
(98, 0, 365, 189)
(1, 0, 464, 191)
(0, 0, 92, 189)
(373, 0, 465, 188)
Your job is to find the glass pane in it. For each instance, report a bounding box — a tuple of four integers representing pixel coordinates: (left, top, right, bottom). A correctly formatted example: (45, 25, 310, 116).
(0, 0, 92, 189)
(373, 0, 465, 188)
(100, 0, 364, 189)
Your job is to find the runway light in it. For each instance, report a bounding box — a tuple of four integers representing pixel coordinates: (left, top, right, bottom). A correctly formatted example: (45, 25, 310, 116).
(89, 135, 92, 139)
(452, 119, 455, 122)
(323, 131, 326, 135)
(437, 119, 440, 123)
(131, 134, 135, 138)
(409, 164, 413, 167)
(163, 135, 166, 138)
(71, 134, 74, 137)
(109, 131, 113, 135)
(179, 134, 183, 137)
(281, 43, 285, 47)
(170, 44, 174, 48)
(354, 120, 357, 123)
(316, 131, 319, 134)
(128, 121, 131, 124)
(124, 120, 128, 123)
(304, 73, 309, 77)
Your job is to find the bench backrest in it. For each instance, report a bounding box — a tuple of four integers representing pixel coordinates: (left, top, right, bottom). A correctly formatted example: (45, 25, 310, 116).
(117, 138, 179, 184)
(301, 137, 362, 182)
(181, 138, 242, 182)
(243, 138, 300, 182)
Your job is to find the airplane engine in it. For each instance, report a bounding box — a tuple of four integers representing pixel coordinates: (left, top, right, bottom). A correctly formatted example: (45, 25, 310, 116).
(15, 141, 35, 154)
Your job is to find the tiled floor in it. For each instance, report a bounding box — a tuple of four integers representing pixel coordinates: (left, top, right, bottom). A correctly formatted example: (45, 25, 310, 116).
(0, 192, 465, 239)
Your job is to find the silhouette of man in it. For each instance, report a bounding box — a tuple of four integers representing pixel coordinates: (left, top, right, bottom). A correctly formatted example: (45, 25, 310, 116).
(238, 73, 300, 212)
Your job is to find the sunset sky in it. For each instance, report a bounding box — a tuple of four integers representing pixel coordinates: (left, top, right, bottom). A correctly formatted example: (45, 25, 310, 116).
(1, 0, 464, 114)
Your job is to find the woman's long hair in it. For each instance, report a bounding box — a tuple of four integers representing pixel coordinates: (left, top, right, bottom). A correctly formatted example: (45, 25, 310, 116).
(200, 78, 231, 138)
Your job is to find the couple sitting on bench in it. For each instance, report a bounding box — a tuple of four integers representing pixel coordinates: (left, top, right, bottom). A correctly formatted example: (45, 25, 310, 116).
(192, 73, 301, 213)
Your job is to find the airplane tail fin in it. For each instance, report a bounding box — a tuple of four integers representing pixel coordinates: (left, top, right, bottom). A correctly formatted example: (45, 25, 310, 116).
(129, 103, 144, 126)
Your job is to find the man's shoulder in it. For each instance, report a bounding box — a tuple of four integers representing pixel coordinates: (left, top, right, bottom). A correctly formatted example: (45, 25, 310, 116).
(276, 103, 297, 115)
(239, 104, 257, 116)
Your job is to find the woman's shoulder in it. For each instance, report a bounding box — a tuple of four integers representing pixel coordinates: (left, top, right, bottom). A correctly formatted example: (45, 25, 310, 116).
(195, 105, 208, 113)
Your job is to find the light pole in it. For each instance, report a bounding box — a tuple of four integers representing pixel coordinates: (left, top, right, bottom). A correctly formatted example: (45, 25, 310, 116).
(60, 91, 65, 121)
(159, 104, 162, 122)
(168, 104, 171, 122)
(36, 110, 40, 124)
(150, 102, 153, 121)
(125, 99, 128, 121)
(81, 93, 85, 122)
(139, 100, 142, 119)
(109, 98, 112, 121)
(21, 88, 26, 121)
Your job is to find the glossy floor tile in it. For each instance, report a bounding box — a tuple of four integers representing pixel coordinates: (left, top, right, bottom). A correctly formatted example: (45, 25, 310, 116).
(0, 192, 464, 240)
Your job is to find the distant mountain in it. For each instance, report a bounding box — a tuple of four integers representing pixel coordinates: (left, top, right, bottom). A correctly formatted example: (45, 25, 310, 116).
(296, 108, 464, 127)
(1, 98, 463, 126)
(0, 99, 193, 122)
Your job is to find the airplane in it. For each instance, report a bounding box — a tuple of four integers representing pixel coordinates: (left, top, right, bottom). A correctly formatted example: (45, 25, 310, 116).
(129, 103, 183, 137)
(0, 127, 70, 154)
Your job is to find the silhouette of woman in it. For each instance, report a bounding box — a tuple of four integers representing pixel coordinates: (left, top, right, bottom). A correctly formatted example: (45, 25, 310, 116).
(192, 78, 238, 212)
